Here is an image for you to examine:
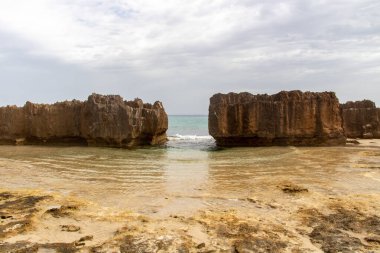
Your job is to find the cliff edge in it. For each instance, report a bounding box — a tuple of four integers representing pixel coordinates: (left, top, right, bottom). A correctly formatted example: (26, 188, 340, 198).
(0, 94, 168, 147)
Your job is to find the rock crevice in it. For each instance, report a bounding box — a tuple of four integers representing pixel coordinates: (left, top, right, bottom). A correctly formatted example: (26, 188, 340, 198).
(0, 93, 168, 147)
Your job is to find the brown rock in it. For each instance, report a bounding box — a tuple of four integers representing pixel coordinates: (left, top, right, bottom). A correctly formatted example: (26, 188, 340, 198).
(196, 242, 205, 249)
(60, 224, 81, 232)
(0, 94, 168, 147)
(340, 100, 380, 138)
(365, 236, 380, 245)
(78, 235, 94, 242)
(281, 184, 308, 194)
(208, 91, 346, 146)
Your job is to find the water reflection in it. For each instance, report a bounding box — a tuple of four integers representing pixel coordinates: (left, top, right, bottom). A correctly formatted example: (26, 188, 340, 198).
(164, 148, 209, 195)
(206, 146, 380, 198)
(0, 143, 380, 214)
(0, 146, 169, 208)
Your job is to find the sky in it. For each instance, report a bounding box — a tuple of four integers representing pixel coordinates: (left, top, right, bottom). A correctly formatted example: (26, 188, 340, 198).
(0, 0, 379, 115)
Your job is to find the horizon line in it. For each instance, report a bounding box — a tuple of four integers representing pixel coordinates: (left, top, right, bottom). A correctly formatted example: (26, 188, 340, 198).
(169, 114, 207, 116)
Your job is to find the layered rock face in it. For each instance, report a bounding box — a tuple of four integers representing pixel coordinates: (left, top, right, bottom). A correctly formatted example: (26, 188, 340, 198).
(209, 91, 346, 146)
(0, 94, 168, 147)
(341, 100, 380, 138)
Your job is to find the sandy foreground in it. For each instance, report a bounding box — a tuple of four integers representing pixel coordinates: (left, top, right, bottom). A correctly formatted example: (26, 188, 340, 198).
(1, 139, 380, 253)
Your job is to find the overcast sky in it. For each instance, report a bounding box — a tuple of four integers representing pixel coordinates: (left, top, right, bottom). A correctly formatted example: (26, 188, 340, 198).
(0, 0, 379, 114)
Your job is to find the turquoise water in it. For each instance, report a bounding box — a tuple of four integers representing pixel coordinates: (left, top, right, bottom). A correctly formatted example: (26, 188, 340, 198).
(167, 115, 215, 149)
(168, 115, 209, 136)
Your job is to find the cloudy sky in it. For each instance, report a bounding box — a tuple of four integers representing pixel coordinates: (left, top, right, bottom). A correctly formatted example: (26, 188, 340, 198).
(0, 0, 379, 114)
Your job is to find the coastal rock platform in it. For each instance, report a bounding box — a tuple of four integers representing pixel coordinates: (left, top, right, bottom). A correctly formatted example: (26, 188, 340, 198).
(0, 94, 168, 147)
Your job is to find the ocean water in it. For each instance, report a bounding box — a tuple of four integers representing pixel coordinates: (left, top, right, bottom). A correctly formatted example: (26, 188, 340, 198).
(168, 115, 209, 136)
(167, 115, 215, 149)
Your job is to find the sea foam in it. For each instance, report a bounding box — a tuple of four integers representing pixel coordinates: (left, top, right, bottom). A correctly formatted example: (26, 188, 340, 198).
(168, 134, 213, 141)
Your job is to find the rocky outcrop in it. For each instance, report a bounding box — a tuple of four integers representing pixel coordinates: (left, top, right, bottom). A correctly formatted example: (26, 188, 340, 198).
(341, 100, 380, 138)
(0, 94, 168, 147)
(208, 91, 346, 146)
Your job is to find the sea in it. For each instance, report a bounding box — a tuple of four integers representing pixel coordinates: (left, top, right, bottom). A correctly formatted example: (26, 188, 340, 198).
(0, 115, 380, 215)
(167, 115, 215, 149)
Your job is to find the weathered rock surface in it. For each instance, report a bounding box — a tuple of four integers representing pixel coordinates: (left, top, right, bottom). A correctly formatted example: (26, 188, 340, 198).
(208, 90, 346, 146)
(0, 94, 168, 147)
(341, 100, 380, 138)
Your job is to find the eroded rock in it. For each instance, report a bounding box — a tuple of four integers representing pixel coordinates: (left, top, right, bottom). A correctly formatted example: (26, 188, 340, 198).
(0, 193, 50, 239)
(0, 94, 168, 147)
(365, 236, 380, 245)
(2, 191, 379, 253)
(209, 91, 346, 146)
(195, 211, 292, 252)
(299, 206, 380, 252)
(281, 184, 309, 194)
(341, 100, 380, 138)
(45, 205, 79, 218)
(61, 224, 81, 232)
(0, 241, 81, 253)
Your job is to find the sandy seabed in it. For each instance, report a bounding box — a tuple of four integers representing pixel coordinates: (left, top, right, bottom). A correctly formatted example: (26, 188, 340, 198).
(1, 139, 380, 253)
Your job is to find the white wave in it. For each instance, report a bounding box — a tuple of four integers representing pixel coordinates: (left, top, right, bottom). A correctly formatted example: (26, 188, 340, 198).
(168, 134, 214, 141)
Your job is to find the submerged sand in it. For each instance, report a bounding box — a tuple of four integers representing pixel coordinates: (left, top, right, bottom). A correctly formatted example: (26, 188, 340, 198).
(1, 139, 380, 252)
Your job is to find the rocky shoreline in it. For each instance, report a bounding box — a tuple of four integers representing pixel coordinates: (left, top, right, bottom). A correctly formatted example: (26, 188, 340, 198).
(1, 184, 379, 252)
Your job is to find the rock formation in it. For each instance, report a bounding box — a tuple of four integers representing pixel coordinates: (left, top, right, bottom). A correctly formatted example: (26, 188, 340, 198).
(208, 91, 346, 146)
(341, 100, 380, 138)
(0, 94, 168, 147)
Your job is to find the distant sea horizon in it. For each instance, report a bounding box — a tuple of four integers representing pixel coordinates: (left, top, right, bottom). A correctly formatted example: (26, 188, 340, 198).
(168, 114, 208, 116)
(168, 115, 209, 136)
(167, 115, 213, 149)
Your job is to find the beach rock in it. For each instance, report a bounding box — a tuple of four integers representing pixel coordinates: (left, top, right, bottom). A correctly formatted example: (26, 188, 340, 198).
(0, 192, 50, 239)
(61, 224, 81, 232)
(208, 91, 346, 146)
(365, 236, 380, 245)
(0, 94, 168, 147)
(300, 206, 380, 253)
(281, 184, 308, 194)
(78, 235, 94, 242)
(45, 205, 78, 218)
(341, 100, 380, 138)
(346, 139, 360, 145)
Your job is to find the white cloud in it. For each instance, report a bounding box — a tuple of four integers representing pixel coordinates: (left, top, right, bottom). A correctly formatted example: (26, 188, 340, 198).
(0, 1, 298, 67)
(0, 0, 379, 113)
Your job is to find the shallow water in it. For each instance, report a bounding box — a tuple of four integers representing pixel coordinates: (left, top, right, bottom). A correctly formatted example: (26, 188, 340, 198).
(1, 142, 379, 217)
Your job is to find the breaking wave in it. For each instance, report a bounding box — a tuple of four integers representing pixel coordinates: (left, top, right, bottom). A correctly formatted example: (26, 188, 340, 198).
(168, 134, 214, 141)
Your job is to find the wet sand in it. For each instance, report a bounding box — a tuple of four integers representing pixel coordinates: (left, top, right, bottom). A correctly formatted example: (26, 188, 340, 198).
(1, 139, 380, 252)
